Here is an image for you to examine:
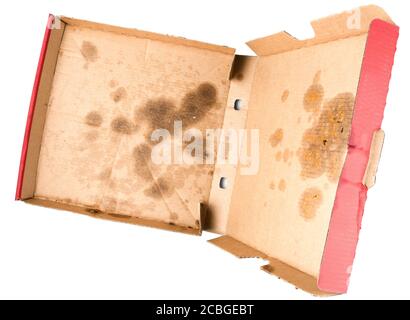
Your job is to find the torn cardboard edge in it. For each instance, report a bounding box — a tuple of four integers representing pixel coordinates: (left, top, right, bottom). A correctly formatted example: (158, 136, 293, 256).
(209, 236, 333, 296)
(247, 5, 393, 56)
(15, 6, 399, 294)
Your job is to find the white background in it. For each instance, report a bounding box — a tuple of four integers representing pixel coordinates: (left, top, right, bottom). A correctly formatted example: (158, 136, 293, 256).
(0, 0, 408, 300)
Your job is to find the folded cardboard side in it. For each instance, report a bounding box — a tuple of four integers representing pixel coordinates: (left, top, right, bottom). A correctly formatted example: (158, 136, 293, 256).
(16, 15, 235, 235)
(205, 55, 258, 231)
(16, 15, 64, 201)
(318, 20, 399, 292)
(210, 6, 398, 294)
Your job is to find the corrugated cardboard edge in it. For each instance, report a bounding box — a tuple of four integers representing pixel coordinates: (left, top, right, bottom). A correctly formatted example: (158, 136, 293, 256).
(15, 14, 56, 200)
(318, 19, 399, 293)
(209, 236, 333, 296)
(247, 5, 394, 56)
(26, 198, 202, 235)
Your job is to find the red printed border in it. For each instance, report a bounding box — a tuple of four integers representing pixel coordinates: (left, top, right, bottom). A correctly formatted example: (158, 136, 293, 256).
(318, 19, 399, 293)
(15, 15, 54, 200)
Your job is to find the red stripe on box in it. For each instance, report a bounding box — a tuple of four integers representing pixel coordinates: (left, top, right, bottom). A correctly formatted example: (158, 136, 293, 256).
(15, 15, 55, 200)
(318, 19, 399, 293)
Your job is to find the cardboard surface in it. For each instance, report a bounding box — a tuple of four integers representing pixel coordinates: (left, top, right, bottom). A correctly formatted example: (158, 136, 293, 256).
(206, 55, 258, 233)
(31, 21, 234, 231)
(210, 6, 398, 293)
(226, 34, 367, 277)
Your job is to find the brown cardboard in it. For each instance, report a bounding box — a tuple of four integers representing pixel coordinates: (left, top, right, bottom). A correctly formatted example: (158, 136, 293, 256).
(363, 130, 385, 188)
(247, 5, 392, 56)
(206, 5, 397, 293)
(17, 5, 398, 294)
(21, 23, 66, 200)
(20, 16, 235, 234)
(206, 55, 258, 232)
(226, 33, 367, 277)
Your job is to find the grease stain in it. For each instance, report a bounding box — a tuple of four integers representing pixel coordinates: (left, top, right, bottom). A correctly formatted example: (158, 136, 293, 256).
(281, 89, 289, 102)
(269, 129, 283, 148)
(299, 187, 323, 220)
(85, 111, 103, 127)
(80, 41, 98, 63)
(111, 116, 133, 134)
(110, 87, 127, 103)
(298, 92, 355, 182)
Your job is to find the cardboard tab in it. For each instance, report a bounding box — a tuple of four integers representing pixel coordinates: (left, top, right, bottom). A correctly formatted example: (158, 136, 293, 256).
(209, 236, 266, 259)
(363, 129, 385, 188)
(261, 258, 331, 296)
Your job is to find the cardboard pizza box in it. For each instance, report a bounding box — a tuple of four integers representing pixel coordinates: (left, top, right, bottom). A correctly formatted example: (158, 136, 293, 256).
(16, 5, 399, 294)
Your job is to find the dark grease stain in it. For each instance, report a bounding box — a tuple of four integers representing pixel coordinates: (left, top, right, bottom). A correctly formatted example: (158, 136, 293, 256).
(141, 98, 177, 132)
(128, 82, 219, 201)
(85, 111, 103, 127)
(178, 82, 217, 125)
(139, 82, 218, 134)
(144, 176, 174, 199)
(111, 116, 133, 134)
(110, 87, 127, 103)
(133, 144, 153, 181)
(80, 41, 98, 63)
(299, 92, 355, 182)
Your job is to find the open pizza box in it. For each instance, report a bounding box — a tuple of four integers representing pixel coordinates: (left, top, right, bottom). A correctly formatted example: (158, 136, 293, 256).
(16, 5, 399, 295)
